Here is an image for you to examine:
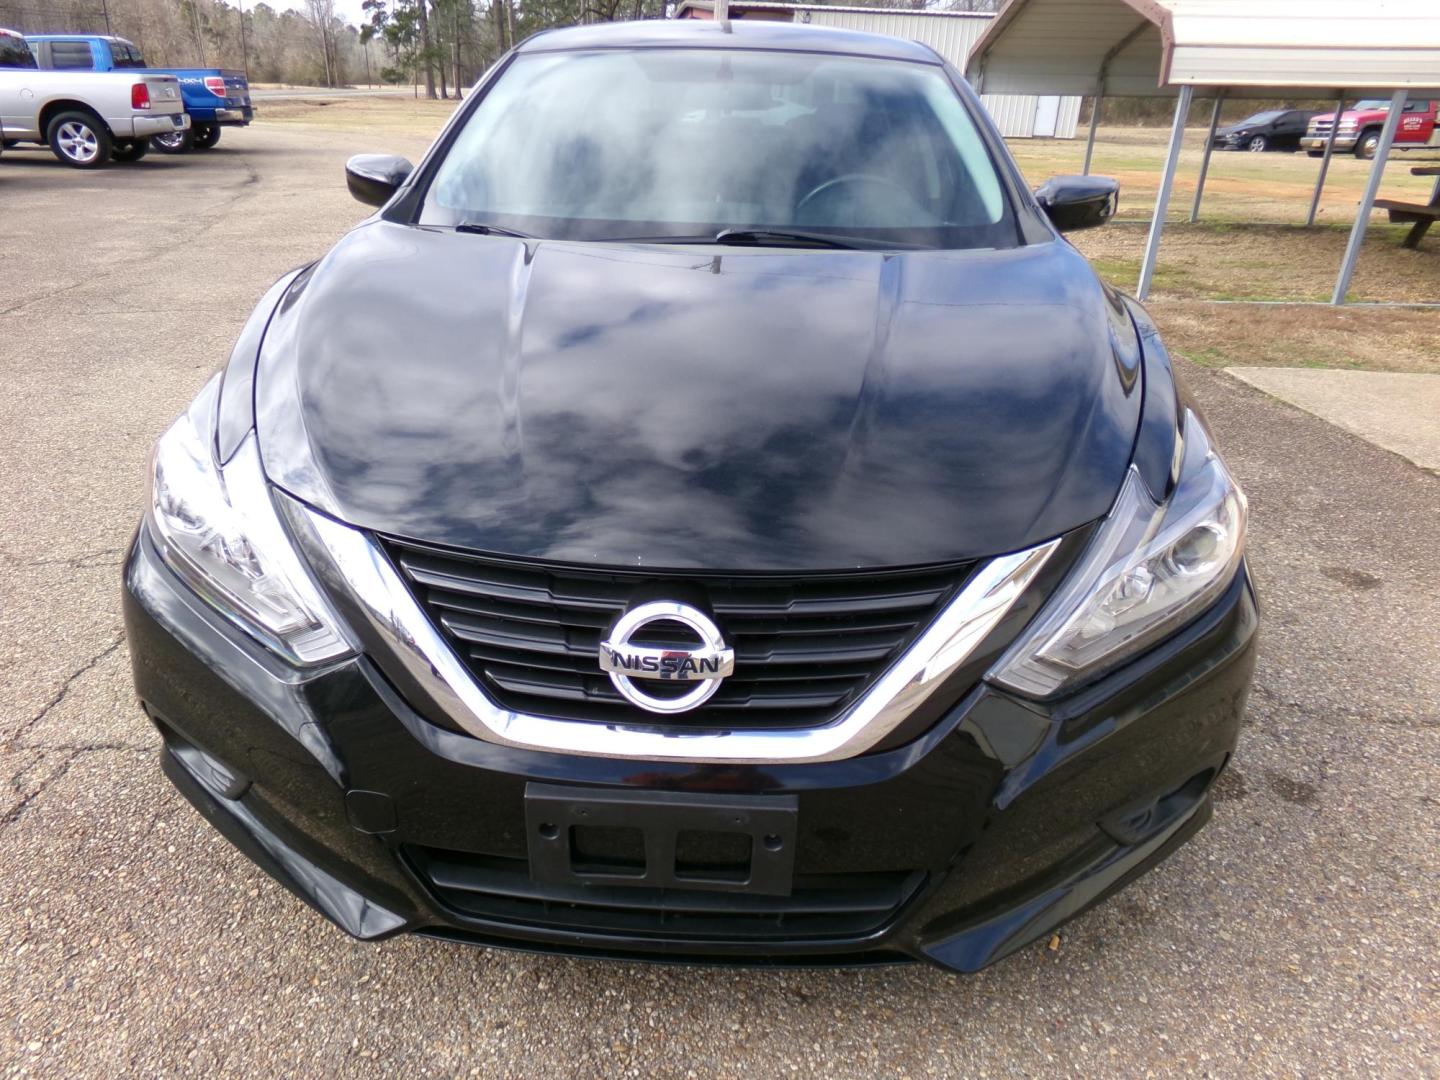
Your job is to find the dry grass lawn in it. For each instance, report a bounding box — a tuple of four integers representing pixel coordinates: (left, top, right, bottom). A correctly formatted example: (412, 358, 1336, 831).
(1007, 124, 1440, 224)
(258, 95, 459, 138)
(1149, 301, 1440, 375)
(1008, 128, 1440, 305)
(256, 98, 1440, 372)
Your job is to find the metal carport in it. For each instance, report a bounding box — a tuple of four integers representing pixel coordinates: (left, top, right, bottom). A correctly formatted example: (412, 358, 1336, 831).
(966, 0, 1440, 304)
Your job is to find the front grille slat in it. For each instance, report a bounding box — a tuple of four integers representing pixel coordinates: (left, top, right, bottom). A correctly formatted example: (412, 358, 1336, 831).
(382, 536, 975, 731)
(430, 587, 924, 638)
(469, 644, 879, 685)
(440, 613, 595, 656)
(714, 591, 947, 617)
(428, 591, 614, 630)
(481, 662, 858, 709)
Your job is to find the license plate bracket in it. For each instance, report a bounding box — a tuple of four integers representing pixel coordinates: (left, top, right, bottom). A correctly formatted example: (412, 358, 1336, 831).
(525, 783, 798, 896)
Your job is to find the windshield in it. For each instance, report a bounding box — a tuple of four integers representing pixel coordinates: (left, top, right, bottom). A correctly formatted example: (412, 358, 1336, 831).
(1238, 111, 1283, 125)
(424, 48, 1016, 249)
(0, 32, 36, 69)
(111, 40, 146, 68)
(1351, 100, 1390, 111)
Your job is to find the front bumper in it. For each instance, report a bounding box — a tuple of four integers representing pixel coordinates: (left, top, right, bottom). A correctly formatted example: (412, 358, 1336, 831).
(124, 526, 1258, 973)
(128, 113, 191, 138)
(1301, 134, 1357, 152)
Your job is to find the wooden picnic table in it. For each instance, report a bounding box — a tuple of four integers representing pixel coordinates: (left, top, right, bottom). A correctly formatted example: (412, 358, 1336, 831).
(1375, 166, 1440, 248)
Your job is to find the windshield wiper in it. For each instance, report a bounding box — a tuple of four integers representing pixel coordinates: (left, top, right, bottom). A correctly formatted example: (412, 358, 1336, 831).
(544, 229, 928, 250)
(712, 228, 860, 249)
(454, 221, 536, 239)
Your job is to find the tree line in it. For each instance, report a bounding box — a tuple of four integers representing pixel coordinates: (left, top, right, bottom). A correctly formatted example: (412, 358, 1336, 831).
(0, 0, 1002, 94)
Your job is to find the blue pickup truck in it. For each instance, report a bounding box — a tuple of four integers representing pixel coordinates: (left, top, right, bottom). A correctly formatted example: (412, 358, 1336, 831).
(27, 34, 252, 152)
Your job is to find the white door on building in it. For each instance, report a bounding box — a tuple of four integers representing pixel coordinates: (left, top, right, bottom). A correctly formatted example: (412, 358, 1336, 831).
(1033, 96, 1061, 138)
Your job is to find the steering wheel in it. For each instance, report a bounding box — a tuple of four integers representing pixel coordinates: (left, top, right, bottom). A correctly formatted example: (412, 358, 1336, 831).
(796, 173, 926, 220)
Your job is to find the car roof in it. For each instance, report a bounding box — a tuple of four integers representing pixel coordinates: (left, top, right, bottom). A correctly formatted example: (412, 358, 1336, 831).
(515, 18, 942, 64)
(29, 33, 133, 43)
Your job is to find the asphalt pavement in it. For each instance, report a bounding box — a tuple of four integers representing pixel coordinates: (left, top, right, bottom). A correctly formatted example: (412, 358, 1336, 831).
(1, 125, 1437, 1078)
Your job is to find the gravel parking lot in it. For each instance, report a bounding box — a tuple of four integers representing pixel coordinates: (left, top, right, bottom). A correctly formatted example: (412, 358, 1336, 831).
(1, 123, 1437, 1078)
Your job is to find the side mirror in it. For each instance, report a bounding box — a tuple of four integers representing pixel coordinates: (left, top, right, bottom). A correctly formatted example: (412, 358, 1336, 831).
(345, 153, 414, 208)
(1033, 175, 1120, 233)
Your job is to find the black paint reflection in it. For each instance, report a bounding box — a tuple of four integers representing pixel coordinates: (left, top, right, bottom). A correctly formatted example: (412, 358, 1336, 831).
(255, 222, 1139, 570)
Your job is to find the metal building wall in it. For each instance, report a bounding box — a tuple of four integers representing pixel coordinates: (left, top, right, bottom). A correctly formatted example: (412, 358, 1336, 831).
(801, 7, 1081, 137)
(979, 93, 1039, 137)
(1054, 94, 1083, 140)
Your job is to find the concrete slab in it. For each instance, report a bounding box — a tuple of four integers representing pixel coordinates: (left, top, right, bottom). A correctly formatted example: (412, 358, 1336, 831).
(1225, 367, 1440, 473)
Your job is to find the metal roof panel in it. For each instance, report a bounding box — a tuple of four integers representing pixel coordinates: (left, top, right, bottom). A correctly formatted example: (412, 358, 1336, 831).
(967, 0, 1440, 96)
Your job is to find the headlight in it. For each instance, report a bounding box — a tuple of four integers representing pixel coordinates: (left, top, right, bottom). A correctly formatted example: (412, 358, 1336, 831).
(147, 377, 354, 665)
(989, 409, 1246, 698)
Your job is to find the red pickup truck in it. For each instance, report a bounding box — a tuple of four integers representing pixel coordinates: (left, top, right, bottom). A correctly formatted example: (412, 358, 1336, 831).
(1301, 99, 1439, 159)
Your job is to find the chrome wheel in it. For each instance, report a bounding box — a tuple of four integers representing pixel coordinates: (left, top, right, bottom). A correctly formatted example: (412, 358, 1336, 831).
(1247, 135, 1267, 152)
(57, 121, 99, 164)
(152, 130, 189, 152)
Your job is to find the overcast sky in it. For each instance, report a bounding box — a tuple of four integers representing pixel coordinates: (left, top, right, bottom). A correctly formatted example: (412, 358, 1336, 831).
(324, 0, 372, 30)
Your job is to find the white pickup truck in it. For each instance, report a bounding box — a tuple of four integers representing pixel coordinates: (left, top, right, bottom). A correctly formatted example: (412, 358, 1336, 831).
(0, 28, 189, 168)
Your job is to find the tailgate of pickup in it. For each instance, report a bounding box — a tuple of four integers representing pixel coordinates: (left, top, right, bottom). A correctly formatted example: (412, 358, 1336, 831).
(143, 74, 184, 113)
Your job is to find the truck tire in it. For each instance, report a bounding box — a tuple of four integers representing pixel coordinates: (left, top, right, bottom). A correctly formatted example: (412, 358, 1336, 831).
(1355, 131, 1381, 159)
(151, 128, 193, 153)
(192, 124, 221, 150)
(47, 110, 112, 169)
(111, 138, 150, 163)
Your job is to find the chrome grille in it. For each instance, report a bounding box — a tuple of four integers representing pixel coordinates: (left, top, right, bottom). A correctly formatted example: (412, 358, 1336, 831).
(380, 537, 976, 730)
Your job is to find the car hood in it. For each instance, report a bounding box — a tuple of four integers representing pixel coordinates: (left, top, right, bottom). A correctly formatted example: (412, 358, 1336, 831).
(255, 222, 1141, 571)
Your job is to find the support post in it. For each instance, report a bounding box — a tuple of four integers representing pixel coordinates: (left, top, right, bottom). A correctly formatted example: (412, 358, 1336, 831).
(1324, 90, 1405, 305)
(1307, 94, 1347, 226)
(1332, 90, 1406, 305)
(1083, 77, 1103, 175)
(1190, 93, 1224, 223)
(1138, 85, 1193, 301)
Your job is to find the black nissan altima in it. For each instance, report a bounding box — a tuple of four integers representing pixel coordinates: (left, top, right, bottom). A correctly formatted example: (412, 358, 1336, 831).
(1212, 108, 1318, 152)
(123, 19, 1257, 972)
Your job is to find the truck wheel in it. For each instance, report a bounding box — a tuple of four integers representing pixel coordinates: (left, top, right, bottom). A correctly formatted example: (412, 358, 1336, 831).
(151, 129, 193, 153)
(111, 139, 151, 163)
(1246, 135, 1269, 152)
(1355, 132, 1381, 159)
(47, 111, 112, 169)
(1306, 150, 1324, 157)
(192, 124, 221, 150)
